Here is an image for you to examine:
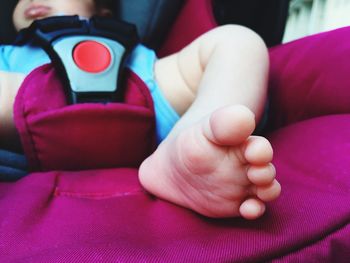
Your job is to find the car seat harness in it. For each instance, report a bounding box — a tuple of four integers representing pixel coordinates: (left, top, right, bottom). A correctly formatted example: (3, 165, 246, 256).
(17, 15, 139, 104)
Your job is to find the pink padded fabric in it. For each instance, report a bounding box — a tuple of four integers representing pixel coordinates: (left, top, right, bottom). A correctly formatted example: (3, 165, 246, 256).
(0, 116, 349, 262)
(14, 65, 156, 171)
(1, 0, 350, 261)
(268, 26, 350, 129)
(158, 0, 216, 57)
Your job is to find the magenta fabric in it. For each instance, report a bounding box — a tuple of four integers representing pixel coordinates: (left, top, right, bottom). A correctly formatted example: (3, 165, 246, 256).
(0, 0, 350, 261)
(268, 26, 350, 129)
(0, 116, 349, 262)
(158, 0, 216, 57)
(13, 65, 156, 171)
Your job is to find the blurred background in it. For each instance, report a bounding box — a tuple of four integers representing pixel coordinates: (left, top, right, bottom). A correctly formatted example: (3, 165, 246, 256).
(283, 0, 350, 42)
(1, 0, 350, 46)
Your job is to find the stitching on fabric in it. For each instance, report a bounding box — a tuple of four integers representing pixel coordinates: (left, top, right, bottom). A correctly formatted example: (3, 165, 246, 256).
(19, 67, 45, 170)
(127, 69, 153, 109)
(127, 69, 157, 151)
(54, 187, 145, 200)
(19, 67, 152, 171)
(268, 218, 350, 261)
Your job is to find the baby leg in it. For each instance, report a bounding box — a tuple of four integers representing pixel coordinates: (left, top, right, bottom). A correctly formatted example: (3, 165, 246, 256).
(140, 25, 280, 219)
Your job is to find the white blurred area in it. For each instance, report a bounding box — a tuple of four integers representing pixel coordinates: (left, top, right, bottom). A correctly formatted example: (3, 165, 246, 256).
(283, 0, 350, 42)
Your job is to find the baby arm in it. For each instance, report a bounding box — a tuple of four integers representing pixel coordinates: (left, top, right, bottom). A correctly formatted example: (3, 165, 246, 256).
(0, 71, 25, 151)
(139, 25, 281, 219)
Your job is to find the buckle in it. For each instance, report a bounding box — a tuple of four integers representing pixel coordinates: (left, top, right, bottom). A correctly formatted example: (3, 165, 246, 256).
(22, 15, 139, 103)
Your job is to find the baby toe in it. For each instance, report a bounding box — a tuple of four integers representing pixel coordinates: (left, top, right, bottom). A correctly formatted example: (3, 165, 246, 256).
(239, 198, 266, 220)
(244, 136, 273, 165)
(247, 163, 276, 186)
(256, 179, 281, 202)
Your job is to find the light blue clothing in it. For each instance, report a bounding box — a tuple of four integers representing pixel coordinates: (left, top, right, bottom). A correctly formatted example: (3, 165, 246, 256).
(0, 43, 51, 73)
(125, 45, 180, 143)
(0, 43, 179, 142)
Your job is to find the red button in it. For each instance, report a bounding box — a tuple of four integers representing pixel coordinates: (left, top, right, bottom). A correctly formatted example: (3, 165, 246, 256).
(73, 40, 111, 73)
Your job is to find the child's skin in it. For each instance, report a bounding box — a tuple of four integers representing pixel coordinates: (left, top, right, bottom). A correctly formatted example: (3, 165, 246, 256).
(1, 0, 281, 219)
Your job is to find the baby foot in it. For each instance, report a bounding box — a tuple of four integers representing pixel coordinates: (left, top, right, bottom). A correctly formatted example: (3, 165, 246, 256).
(139, 105, 281, 219)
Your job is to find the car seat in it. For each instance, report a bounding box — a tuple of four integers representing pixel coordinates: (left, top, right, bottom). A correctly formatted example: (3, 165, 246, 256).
(0, 0, 349, 262)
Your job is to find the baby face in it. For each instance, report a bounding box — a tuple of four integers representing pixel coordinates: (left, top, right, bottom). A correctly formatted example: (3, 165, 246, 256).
(13, 0, 96, 31)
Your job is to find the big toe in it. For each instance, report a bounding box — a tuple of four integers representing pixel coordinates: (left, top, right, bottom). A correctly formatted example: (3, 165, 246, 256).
(204, 105, 256, 146)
